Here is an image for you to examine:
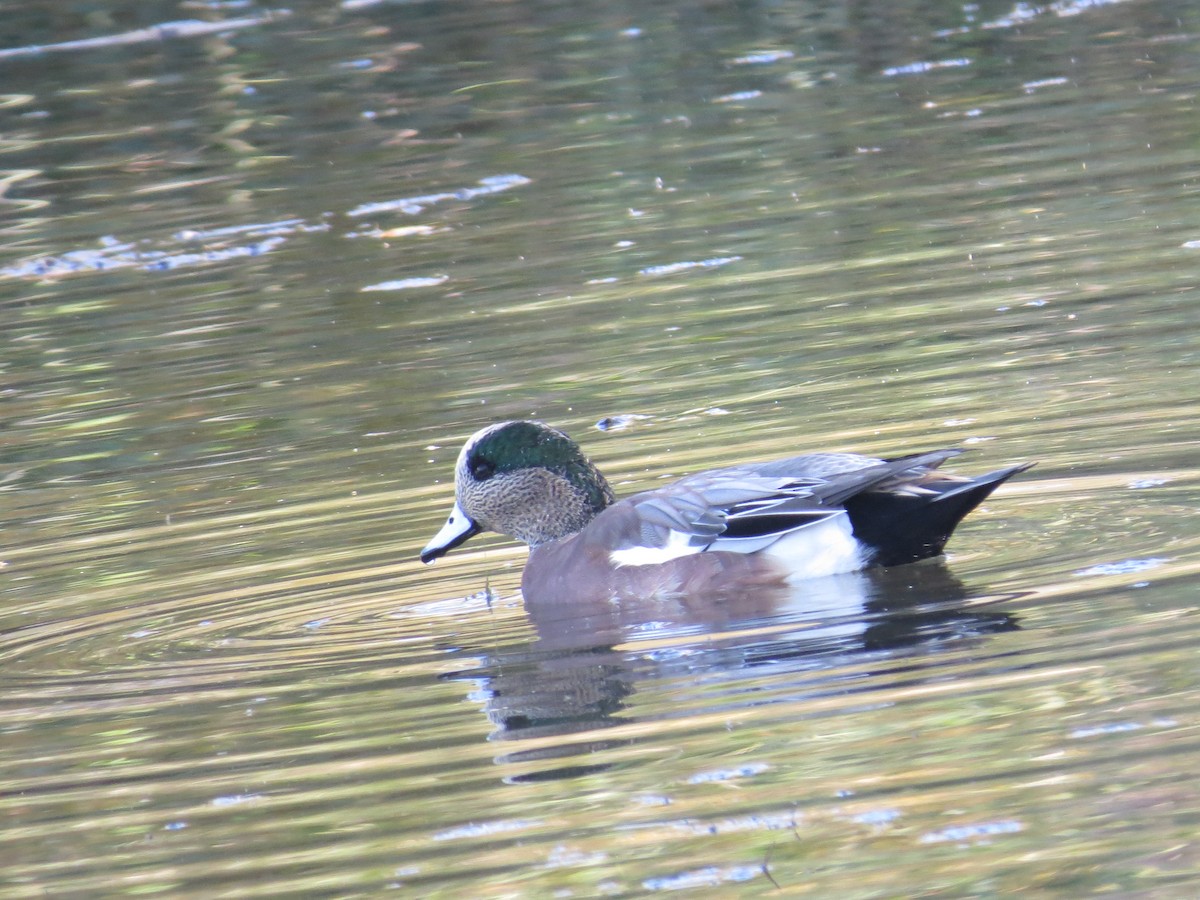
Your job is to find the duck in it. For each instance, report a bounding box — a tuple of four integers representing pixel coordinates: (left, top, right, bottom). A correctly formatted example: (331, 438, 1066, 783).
(420, 420, 1033, 603)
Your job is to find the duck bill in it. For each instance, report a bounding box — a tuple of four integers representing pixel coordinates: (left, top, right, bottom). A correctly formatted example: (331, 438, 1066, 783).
(420, 501, 482, 563)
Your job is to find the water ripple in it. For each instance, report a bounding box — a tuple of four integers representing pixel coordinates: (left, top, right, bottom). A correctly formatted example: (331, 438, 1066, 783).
(0, 174, 531, 281)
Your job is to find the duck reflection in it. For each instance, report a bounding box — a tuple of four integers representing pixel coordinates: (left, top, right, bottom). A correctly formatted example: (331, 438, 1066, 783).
(440, 564, 1019, 780)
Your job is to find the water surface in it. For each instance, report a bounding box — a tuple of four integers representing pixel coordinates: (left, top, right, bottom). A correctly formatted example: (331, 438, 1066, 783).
(2, 0, 1200, 895)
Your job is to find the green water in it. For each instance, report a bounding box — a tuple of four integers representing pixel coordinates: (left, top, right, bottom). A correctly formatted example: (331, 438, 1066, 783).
(2, 0, 1199, 895)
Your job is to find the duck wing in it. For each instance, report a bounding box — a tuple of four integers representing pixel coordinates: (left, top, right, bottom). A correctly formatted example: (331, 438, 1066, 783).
(609, 450, 964, 561)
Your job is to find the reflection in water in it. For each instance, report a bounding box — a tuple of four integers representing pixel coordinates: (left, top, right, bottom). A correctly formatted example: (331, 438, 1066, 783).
(443, 564, 1019, 780)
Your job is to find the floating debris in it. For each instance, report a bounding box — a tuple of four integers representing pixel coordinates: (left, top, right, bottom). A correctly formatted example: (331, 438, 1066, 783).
(595, 413, 651, 432)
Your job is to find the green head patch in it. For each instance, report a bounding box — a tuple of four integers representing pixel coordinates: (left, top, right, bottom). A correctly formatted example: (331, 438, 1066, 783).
(465, 421, 615, 513)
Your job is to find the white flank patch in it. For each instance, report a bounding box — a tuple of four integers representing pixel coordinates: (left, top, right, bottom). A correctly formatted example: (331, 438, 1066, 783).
(764, 513, 867, 580)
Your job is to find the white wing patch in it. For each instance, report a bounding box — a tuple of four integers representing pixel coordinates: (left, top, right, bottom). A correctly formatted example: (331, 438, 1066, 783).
(609, 509, 868, 577)
(609, 529, 703, 568)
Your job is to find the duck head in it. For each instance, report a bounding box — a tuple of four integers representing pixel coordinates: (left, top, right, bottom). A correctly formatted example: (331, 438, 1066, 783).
(420, 420, 616, 562)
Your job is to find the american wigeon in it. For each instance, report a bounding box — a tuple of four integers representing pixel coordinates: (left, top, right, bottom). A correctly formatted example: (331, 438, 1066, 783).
(420, 420, 1032, 602)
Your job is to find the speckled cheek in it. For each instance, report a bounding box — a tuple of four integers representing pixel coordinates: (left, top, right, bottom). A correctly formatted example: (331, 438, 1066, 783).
(458, 476, 508, 531)
(461, 468, 594, 546)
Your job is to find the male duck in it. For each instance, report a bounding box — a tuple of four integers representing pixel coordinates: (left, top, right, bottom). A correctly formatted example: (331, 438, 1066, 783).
(421, 420, 1032, 602)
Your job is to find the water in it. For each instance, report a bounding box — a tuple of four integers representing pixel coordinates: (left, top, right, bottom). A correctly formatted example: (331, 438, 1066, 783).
(2, 0, 1200, 895)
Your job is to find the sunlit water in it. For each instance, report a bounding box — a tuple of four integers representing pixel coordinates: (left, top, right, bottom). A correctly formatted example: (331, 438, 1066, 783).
(2, 1, 1200, 895)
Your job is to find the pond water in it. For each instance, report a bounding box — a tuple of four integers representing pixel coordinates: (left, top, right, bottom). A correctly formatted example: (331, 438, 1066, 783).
(2, 0, 1200, 895)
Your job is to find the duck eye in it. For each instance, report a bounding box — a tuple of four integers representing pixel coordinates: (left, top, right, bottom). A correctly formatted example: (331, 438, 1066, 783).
(470, 457, 496, 481)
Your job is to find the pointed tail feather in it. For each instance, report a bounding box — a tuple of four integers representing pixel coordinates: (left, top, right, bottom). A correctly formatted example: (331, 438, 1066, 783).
(845, 462, 1034, 567)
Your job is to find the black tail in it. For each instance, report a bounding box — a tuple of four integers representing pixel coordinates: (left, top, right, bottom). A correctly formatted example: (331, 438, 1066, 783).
(844, 462, 1034, 567)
